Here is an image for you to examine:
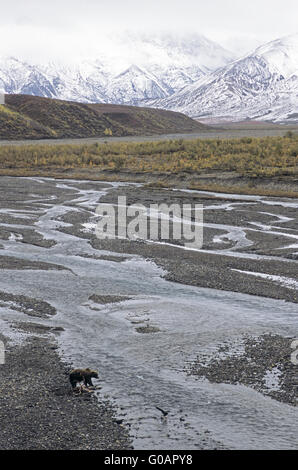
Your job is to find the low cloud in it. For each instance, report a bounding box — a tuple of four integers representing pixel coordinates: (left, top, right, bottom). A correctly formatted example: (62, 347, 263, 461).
(0, 0, 297, 62)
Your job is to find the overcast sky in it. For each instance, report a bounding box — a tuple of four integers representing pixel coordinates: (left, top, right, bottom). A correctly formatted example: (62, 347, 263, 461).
(0, 0, 297, 62)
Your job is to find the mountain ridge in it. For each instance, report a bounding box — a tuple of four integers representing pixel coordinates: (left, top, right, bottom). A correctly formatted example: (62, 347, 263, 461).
(153, 33, 298, 123)
(1, 33, 297, 123)
(0, 32, 235, 105)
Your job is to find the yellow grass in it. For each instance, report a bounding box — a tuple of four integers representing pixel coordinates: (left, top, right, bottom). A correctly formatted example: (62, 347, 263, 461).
(0, 135, 297, 176)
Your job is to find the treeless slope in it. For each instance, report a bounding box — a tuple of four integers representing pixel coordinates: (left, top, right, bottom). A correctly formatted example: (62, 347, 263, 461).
(87, 102, 208, 134)
(0, 103, 56, 140)
(2, 94, 208, 140)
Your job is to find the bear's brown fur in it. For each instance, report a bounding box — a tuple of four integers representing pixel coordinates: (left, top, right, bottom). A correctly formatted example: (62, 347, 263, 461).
(69, 368, 99, 389)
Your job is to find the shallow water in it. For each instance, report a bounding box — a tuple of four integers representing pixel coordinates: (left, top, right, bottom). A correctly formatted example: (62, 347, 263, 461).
(0, 177, 297, 449)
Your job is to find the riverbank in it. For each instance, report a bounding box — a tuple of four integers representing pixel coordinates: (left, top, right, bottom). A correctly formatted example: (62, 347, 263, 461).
(0, 331, 132, 450)
(188, 333, 297, 406)
(0, 168, 297, 199)
(0, 134, 297, 198)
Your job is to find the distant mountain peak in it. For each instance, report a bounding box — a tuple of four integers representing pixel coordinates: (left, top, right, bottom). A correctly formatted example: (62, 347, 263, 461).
(3, 32, 295, 122)
(152, 33, 298, 123)
(116, 64, 147, 77)
(0, 32, 235, 106)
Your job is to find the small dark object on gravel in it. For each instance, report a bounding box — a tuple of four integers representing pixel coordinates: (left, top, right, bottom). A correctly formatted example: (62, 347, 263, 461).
(156, 406, 169, 417)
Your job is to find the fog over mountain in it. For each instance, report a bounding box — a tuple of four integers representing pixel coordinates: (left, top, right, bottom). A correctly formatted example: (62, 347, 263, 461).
(0, 28, 297, 123)
(0, 32, 235, 105)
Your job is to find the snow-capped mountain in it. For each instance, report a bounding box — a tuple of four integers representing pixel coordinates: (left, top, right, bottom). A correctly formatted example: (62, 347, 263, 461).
(154, 34, 298, 122)
(0, 32, 235, 106)
(0, 57, 57, 97)
(105, 65, 171, 105)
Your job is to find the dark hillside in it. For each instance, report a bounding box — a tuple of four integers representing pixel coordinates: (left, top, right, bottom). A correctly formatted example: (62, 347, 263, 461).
(1, 94, 208, 140)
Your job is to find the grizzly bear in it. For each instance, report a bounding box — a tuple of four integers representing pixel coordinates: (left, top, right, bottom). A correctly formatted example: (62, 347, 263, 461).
(69, 368, 99, 389)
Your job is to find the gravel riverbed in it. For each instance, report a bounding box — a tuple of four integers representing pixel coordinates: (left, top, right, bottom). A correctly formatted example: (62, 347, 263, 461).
(0, 332, 132, 450)
(0, 176, 297, 449)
